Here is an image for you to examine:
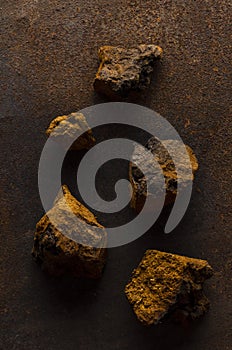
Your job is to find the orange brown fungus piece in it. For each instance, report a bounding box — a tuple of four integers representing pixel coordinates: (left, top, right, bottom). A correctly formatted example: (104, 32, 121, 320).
(46, 112, 95, 151)
(94, 44, 163, 98)
(125, 250, 213, 325)
(32, 185, 107, 278)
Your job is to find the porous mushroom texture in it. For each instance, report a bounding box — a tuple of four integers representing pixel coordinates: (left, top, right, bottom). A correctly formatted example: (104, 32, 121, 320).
(32, 185, 107, 278)
(46, 112, 95, 150)
(129, 137, 198, 212)
(125, 250, 213, 325)
(94, 44, 163, 98)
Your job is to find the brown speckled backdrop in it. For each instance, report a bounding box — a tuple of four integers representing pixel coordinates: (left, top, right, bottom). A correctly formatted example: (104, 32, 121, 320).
(0, 1, 231, 349)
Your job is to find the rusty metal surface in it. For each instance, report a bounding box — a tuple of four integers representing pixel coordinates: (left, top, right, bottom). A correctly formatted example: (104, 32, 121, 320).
(0, 1, 231, 349)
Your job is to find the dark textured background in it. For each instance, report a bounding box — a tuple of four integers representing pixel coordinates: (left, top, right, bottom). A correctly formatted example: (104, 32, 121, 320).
(0, 1, 231, 349)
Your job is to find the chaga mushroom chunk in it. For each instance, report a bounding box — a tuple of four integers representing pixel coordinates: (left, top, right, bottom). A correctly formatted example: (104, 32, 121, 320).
(129, 137, 198, 212)
(46, 112, 95, 151)
(94, 44, 163, 98)
(32, 185, 107, 278)
(125, 250, 213, 325)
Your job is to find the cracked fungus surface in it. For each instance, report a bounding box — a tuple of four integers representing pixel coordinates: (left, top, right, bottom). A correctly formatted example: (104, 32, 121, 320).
(130, 137, 199, 211)
(46, 112, 95, 150)
(125, 250, 213, 325)
(32, 185, 107, 278)
(94, 44, 162, 97)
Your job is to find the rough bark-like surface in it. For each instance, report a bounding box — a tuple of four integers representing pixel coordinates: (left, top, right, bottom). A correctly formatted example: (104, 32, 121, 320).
(32, 185, 107, 278)
(125, 250, 213, 326)
(129, 137, 198, 212)
(94, 44, 163, 98)
(46, 112, 95, 150)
